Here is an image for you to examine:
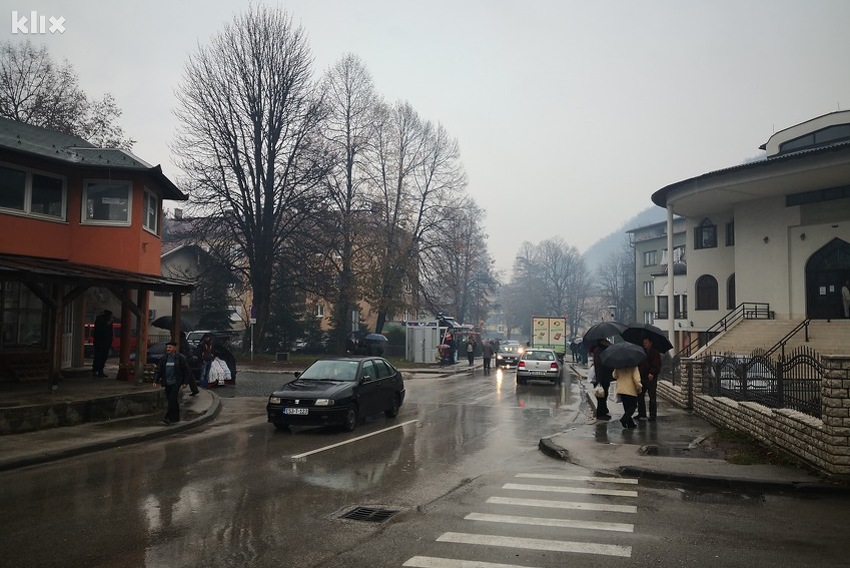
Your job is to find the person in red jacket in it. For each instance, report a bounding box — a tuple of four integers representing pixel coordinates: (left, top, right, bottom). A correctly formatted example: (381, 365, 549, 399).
(637, 336, 662, 421)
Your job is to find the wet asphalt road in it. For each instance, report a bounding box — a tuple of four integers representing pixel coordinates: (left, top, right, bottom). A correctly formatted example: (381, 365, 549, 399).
(1, 368, 849, 567)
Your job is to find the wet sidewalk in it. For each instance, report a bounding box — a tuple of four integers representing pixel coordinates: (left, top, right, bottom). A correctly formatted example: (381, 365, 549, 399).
(543, 364, 848, 493)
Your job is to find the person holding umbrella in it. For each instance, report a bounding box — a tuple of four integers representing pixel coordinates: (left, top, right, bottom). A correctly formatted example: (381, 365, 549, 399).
(636, 336, 663, 422)
(590, 339, 615, 420)
(613, 364, 643, 429)
(600, 342, 646, 429)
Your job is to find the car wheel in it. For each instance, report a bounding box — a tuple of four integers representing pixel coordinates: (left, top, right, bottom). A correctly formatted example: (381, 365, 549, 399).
(274, 422, 290, 431)
(385, 394, 400, 418)
(343, 405, 359, 432)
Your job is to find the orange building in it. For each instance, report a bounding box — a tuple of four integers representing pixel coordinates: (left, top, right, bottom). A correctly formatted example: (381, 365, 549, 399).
(0, 118, 193, 386)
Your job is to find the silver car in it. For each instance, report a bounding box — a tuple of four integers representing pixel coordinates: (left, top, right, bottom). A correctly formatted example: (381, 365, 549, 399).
(516, 348, 562, 385)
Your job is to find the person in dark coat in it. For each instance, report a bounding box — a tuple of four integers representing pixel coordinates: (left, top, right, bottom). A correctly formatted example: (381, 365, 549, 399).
(591, 339, 614, 420)
(154, 341, 191, 425)
(92, 309, 113, 378)
(637, 336, 663, 421)
(482, 340, 494, 373)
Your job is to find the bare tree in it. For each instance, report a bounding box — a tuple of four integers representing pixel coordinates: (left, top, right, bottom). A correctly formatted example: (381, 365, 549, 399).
(420, 200, 496, 325)
(173, 6, 329, 348)
(320, 54, 381, 350)
(596, 237, 636, 323)
(0, 40, 133, 148)
(362, 101, 468, 332)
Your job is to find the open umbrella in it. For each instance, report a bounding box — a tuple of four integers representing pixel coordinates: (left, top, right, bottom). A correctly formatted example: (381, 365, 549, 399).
(599, 342, 647, 369)
(582, 321, 627, 349)
(621, 323, 674, 353)
(150, 315, 193, 333)
(365, 333, 388, 342)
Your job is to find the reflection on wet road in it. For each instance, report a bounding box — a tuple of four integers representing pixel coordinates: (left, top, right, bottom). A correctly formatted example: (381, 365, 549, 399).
(0, 369, 587, 567)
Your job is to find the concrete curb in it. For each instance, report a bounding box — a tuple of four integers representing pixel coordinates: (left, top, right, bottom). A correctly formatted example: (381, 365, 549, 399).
(616, 466, 850, 494)
(0, 390, 221, 472)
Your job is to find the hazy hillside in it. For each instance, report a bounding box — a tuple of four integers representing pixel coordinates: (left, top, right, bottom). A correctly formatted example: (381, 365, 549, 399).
(582, 206, 667, 275)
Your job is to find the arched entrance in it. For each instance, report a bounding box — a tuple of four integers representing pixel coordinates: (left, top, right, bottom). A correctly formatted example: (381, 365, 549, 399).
(805, 238, 850, 319)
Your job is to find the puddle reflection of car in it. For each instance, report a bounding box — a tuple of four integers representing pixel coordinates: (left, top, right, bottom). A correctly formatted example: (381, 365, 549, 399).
(516, 348, 562, 385)
(266, 357, 405, 432)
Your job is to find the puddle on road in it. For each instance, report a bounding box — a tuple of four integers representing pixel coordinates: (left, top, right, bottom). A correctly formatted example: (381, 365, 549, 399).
(678, 487, 766, 506)
(639, 444, 725, 460)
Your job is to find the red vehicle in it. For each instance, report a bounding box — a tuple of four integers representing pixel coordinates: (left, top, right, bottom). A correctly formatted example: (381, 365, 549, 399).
(83, 323, 143, 357)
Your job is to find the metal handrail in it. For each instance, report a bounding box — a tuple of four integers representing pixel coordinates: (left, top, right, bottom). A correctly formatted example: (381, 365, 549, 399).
(762, 318, 810, 360)
(672, 302, 771, 360)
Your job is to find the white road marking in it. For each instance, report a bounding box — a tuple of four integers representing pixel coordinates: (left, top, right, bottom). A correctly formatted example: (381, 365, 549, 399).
(487, 496, 637, 514)
(289, 420, 417, 459)
(403, 556, 541, 568)
(516, 473, 638, 484)
(502, 482, 638, 498)
(437, 532, 631, 558)
(465, 512, 634, 533)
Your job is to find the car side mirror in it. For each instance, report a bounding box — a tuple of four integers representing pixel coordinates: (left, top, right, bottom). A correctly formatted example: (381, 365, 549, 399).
(362, 374, 373, 383)
(293, 371, 301, 378)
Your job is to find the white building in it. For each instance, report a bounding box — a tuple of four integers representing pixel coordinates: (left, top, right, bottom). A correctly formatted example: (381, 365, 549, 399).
(652, 111, 850, 349)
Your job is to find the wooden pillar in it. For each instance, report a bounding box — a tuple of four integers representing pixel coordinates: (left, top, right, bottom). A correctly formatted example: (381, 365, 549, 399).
(49, 283, 64, 392)
(135, 287, 150, 384)
(117, 293, 133, 381)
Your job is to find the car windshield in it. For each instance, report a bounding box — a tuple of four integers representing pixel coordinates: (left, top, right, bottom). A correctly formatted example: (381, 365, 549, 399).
(524, 350, 555, 361)
(299, 360, 360, 382)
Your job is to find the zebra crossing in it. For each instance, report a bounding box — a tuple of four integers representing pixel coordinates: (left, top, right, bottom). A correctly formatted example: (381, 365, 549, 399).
(403, 472, 640, 568)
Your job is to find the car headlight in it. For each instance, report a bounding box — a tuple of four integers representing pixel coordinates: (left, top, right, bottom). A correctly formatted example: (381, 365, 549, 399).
(496, 355, 504, 360)
(314, 399, 335, 406)
(269, 396, 281, 404)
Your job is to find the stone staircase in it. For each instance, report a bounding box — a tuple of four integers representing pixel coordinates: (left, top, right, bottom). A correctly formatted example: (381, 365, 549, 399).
(698, 318, 850, 357)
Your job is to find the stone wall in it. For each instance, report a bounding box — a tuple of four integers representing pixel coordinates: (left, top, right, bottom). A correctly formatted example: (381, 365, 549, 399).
(663, 355, 850, 476)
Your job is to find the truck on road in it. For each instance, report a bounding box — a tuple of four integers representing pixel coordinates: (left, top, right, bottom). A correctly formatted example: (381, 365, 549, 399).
(531, 316, 568, 361)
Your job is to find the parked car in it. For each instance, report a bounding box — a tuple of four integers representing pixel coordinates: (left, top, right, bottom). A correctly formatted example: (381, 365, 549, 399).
(186, 329, 241, 350)
(266, 356, 405, 432)
(495, 341, 523, 368)
(516, 348, 562, 385)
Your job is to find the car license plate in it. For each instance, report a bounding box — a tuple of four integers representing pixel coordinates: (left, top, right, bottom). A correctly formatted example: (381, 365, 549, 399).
(283, 407, 308, 415)
(530, 371, 547, 376)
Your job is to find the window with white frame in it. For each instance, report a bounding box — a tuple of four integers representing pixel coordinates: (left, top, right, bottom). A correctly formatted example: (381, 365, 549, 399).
(142, 187, 160, 234)
(643, 280, 654, 297)
(0, 164, 66, 220)
(83, 180, 131, 224)
(643, 310, 654, 324)
(643, 250, 657, 267)
(316, 304, 325, 318)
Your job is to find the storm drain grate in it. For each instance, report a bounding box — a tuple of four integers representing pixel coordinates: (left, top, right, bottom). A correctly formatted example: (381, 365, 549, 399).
(340, 506, 399, 523)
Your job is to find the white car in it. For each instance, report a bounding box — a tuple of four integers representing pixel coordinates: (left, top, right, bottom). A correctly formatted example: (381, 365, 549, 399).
(516, 348, 562, 385)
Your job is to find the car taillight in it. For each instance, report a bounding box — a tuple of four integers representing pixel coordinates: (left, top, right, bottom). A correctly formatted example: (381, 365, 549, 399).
(518, 361, 526, 368)
(550, 363, 559, 370)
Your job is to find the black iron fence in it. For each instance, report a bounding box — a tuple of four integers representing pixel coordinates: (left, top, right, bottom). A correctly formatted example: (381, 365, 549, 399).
(699, 346, 822, 418)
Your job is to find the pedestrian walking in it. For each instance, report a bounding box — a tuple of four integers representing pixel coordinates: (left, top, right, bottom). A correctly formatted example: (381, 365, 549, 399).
(466, 336, 476, 366)
(842, 280, 850, 318)
(195, 334, 214, 392)
(180, 331, 200, 395)
(154, 341, 192, 425)
(590, 339, 614, 420)
(482, 340, 494, 373)
(612, 365, 642, 428)
(91, 309, 113, 378)
(636, 336, 662, 421)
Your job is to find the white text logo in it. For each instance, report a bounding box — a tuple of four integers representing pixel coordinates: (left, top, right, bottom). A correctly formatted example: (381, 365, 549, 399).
(11, 11, 66, 34)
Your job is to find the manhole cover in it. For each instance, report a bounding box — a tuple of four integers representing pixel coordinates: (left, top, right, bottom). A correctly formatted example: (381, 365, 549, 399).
(340, 506, 399, 523)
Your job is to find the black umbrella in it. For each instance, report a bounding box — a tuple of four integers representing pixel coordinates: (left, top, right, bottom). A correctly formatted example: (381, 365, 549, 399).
(582, 321, 628, 349)
(621, 323, 674, 353)
(365, 333, 388, 342)
(150, 315, 193, 333)
(599, 342, 647, 369)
